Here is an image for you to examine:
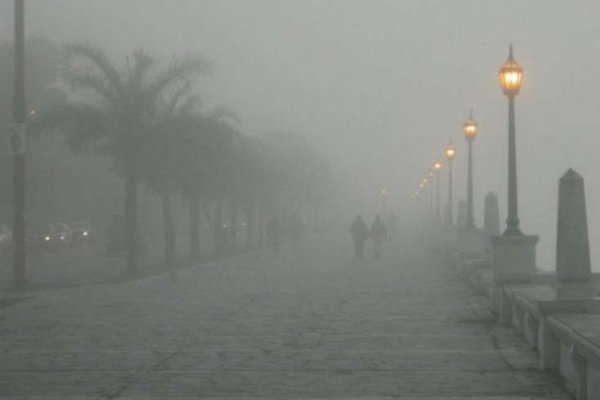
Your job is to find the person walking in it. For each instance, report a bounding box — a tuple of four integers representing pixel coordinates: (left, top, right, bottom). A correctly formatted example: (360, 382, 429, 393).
(370, 214, 388, 259)
(349, 215, 369, 260)
(266, 214, 282, 252)
(288, 213, 304, 253)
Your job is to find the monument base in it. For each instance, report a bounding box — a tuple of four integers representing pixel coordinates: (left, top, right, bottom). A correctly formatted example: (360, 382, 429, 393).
(557, 281, 595, 300)
(492, 234, 539, 284)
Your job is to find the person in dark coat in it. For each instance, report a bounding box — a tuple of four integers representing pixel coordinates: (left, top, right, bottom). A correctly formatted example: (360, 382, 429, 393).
(370, 215, 387, 259)
(288, 213, 304, 252)
(349, 215, 369, 260)
(266, 214, 282, 252)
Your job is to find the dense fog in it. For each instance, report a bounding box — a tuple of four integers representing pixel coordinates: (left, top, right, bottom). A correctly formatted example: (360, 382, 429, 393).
(2, 2, 600, 399)
(1, 0, 600, 274)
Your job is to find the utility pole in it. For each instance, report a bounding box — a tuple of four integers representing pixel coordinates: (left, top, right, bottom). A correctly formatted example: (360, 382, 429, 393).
(11, 0, 26, 289)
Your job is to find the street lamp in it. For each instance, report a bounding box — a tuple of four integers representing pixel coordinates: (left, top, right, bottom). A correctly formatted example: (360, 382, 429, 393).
(464, 109, 478, 229)
(11, 0, 26, 289)
(380, 189, 389, 215)
(445, 141, 456, 225)
(499, 44, 524, 235)
(433, 161, 443, 224)
(423, 177, 433, 222)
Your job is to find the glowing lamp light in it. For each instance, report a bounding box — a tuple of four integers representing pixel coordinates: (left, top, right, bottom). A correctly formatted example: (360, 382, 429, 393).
(434, 161, 443, 172)
(464, 110, 479, 141)
(445, 142, 456, 161)
(499, 44, 523, 97)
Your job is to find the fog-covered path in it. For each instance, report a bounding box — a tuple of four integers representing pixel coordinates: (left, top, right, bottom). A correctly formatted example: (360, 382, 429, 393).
(0, 234, 570, 399)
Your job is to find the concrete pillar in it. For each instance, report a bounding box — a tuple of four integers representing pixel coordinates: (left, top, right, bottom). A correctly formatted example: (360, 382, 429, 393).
(556, 169, 594, 300)
(570, 344, 587, 400)
(588, 362, 600, 400)
(539, 320, 560, 371)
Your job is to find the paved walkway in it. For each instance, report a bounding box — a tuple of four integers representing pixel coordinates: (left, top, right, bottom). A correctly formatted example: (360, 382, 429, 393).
(0, 234, 572, 399)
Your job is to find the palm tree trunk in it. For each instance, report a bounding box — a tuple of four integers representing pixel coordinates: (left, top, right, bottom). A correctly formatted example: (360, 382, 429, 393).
(229, 197, 238, 250)
(214, 198, 224, 255)
(258, 198, 265, 247)
(189, 191, 200, 258)
(244, 198, 253, 249)
(162, 191, 176, 270)
(125, 172, 138, 276)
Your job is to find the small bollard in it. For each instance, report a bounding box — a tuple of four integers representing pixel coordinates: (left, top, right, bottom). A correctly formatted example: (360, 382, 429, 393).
(556, 169, 593, 299)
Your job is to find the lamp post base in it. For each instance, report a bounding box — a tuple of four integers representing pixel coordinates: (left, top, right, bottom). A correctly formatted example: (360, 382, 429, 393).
(556, 281, 595, 300)
(490, 234, 539, 317)
(491, 233, 539, 284)
(503, 218, 521, 236)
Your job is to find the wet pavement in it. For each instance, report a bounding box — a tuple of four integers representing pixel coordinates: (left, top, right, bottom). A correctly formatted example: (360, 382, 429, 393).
(0, 234, 572, 399)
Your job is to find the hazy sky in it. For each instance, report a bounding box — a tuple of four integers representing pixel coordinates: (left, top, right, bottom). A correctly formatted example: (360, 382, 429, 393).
(1, 0, 600, 268)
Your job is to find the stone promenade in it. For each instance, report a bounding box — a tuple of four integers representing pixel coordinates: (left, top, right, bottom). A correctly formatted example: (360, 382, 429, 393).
(0, 234, 572, 399)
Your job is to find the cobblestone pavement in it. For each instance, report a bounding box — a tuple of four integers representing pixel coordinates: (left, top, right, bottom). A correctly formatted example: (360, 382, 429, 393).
(0, 234, 573, 399)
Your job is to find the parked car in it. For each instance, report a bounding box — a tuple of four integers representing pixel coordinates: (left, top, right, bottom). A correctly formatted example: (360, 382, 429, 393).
(46, 223, 74, 249)
(70, 220, 94, 243)
(27, 226, 54, 252)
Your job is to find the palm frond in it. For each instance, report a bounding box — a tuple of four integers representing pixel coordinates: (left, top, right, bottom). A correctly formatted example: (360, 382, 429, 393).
(176, 94, 201, 116)
(207, 105, 241, 124)
(64, 43, 124, 100)
(148, 54, 212, 100)
(166, 80, 193, 113)
(39, 102, 112, 152)
(129, 50, 156, 97)
(63, 67, 117, 105)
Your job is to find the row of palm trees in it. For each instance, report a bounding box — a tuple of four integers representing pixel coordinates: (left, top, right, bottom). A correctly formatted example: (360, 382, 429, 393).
(38, 44, 333, 276)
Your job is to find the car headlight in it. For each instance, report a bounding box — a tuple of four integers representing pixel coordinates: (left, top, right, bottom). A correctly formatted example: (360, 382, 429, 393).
(83, 231, 89, 236)
(44, 236, 51, 241)
(60, 235, 65, 240)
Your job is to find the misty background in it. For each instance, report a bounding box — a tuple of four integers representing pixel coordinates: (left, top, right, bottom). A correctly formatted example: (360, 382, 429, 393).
(1, 0, 599, 270)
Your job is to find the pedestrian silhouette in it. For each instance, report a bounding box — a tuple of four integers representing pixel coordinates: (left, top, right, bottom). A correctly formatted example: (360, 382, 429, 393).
(349, 215, 369, 260)
(370, 215, 388, 259)
(288, 213, 304, 252)
(266, 214, 282, 252)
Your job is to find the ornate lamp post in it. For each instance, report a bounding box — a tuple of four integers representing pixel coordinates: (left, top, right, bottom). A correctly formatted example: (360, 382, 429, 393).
(423, 177, 431, 220)
(417, 183, 424, 218)
(463, 110, 478, 229)
(380, 189, 389, 215)
(445, 142, 456, 225)
(433, 161, 443, 224)
(499, 44, 524, 235)
(489, 45, 537, 291)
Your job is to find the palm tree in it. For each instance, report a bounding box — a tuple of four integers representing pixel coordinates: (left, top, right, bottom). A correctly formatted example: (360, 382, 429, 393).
(139, 85, 200, 269)
(43, 44, 209, 276)
(175, 112, 240, 256)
